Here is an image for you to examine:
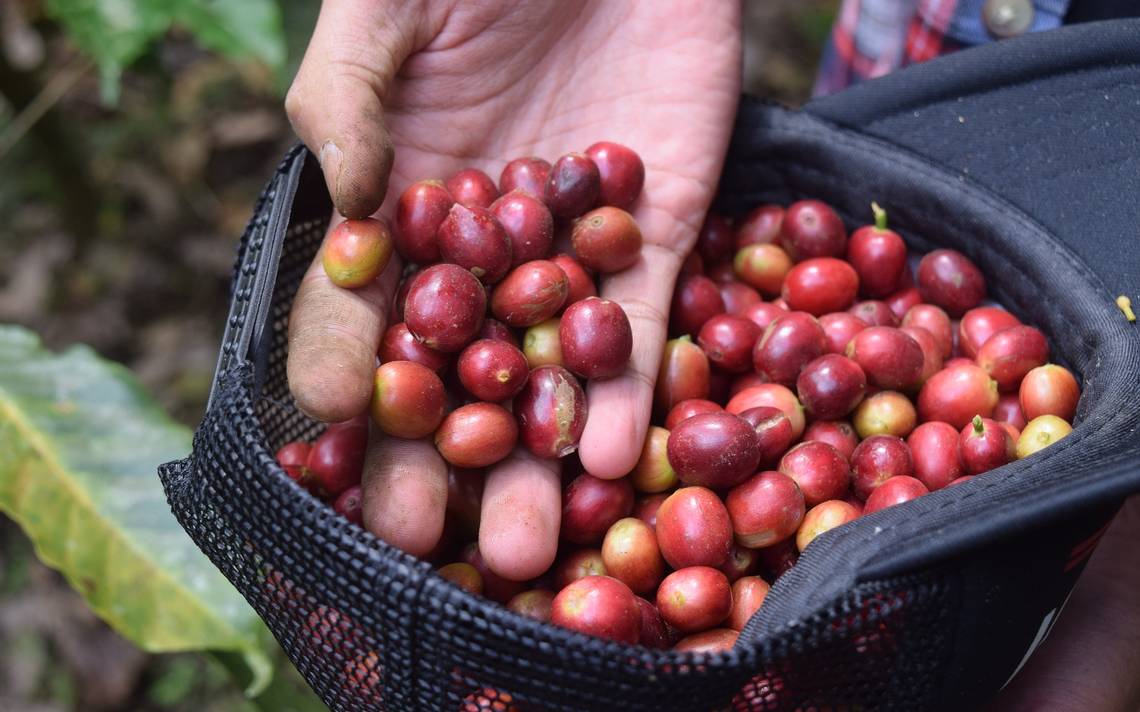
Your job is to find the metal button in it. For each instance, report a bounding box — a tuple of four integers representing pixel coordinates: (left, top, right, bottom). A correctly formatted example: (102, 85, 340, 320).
(983, 0, 1035, 38)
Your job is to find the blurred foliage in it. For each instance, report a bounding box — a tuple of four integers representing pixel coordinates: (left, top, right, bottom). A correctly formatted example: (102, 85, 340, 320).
(43, 0, 285, 102)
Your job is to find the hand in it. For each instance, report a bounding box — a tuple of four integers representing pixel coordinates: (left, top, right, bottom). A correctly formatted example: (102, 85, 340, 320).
(284, 0, 740, 580)
(986, 495, 1140, 711)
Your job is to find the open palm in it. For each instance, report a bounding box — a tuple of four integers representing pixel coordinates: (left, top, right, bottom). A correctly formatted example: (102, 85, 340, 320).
(285, 0, 741, 581)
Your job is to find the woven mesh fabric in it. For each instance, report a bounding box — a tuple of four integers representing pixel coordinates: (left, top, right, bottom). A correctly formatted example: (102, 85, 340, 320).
(156, 142, 959, 710)
(160, 85, 1140, 708)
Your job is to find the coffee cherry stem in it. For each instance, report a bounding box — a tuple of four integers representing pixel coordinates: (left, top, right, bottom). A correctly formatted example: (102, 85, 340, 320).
(871, 202, 888, 231)
(1116, 295, 1136, 323)
(972, 414, 985, 435)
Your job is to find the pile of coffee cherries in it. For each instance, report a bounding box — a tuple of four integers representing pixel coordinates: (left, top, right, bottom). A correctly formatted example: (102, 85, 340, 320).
(279, 159, 1082, 652)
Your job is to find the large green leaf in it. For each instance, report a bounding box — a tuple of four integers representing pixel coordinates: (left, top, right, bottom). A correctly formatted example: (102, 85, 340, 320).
(0, 325, 272, 694)
(45, 0, 286, 101)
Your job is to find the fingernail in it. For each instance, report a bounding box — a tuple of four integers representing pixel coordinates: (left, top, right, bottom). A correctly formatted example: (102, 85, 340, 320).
(319, 140, 343, 205)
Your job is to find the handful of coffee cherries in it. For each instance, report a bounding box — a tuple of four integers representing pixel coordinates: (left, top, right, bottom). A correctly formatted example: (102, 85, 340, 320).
(277, 147, 1079, 653)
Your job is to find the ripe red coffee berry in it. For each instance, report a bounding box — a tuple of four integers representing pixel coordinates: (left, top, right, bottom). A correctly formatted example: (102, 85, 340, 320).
(322, 218, 394, 288)
(901, 325, 944, 385)
(571, 206, 642, 273)
(435, 403, 518, 468)
(752, 312, 827, 386)
(796, 500, 860, 551)
(976, 325, 1049, 391)
(738, 406, 796, 466)
(394, 179, 453, 263)
(562, 474, 636, 546)
(514, 365, 588, 458)
(819, 311, 868, 354)
(959, 306, 1022, 358)
(727, 577, 770, 631)
(507, 590, 555, 623)
(796, 354, 867, 420)
(916, 249, 986, 316)
(667, 412, 762, 490)
(886, 286, 923, 320)
(545, 152, 601, 219)
(404, 264, 486, 352)
(307, 423, 367, 498)
(862, 476, 929, 515)
(634, 494, 668, 531)
(490, 190, 554, 266)
(1020, 364, 1080, 422)
(548, 254, 597, 305)
(585, 141, 645, 209)
(491, 260, 569, 328)
(846, 326, 924, 391)
(655, 336, 711, 413)
(553, 548, 607, 590)
(849, 300, 899, 327)
(671, 275, 727, 337)
(499, 156, 551, 197)
(445, 167, 499, 209)
(275, 441, 312, 487)
(656, 567, 733, 634)
(778, 441, 851, 507)
(726, 383, 807, 440)
(735, 204, 784, 248)
(674, 628, 739, 653)
(601, 518, 664, 596)
(665, 399, 723, 429)
(782, 258, 860, 315)
(720, 282, 763, 316)
(456, 339, 529, 402)
(756, 539, 799, 580)
(803, 420, 859, 461)
(902, 304, 953, 358)
(334, 486, 363, 525)
(850, 435, 913, 501)
(742, 302, 788, 332)
(907, 422, 965, 491)
(697, 214, 735, 264)
(719, 543, 759, 583)
(917, 363, 999, 429)
(698, 315, 763, 373)
(379, 323, 450, 373)
(846, 203, 907, 297)
(655, 486, 733, 569)
(780, 200, 847, 261)
(551, 575, 641, 644)
(734, 244, 793, 297)
(560, 297, 633, 379)
(636, 596, 675, 649)
(725, 470, 806, 548)
(959, 415, 1016, 475)
(370, 361, 446, 439)
(437, 203, 512, 283)
(994, 393, 1028, 430)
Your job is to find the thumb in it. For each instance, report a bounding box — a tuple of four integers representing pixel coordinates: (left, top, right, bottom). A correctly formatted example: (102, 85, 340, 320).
(285, 1, 420, 219)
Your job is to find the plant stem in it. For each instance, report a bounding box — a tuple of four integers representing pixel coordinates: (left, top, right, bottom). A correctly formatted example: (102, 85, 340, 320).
(212, 651, 328, 712)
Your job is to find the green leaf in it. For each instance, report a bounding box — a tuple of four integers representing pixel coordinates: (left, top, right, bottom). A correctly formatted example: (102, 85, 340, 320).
(171, 0, 287, 72)
(0, 325, 273, 695)
(45, 0, 285, 102)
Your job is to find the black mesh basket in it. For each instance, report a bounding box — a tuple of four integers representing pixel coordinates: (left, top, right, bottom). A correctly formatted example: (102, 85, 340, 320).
(160, 20, 1140, 711)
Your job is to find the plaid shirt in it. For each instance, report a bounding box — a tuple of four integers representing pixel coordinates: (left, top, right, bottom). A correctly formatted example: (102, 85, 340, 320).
(814, 0, 1071, 96)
